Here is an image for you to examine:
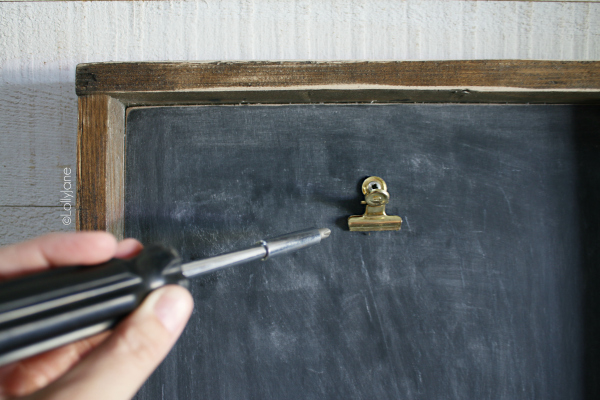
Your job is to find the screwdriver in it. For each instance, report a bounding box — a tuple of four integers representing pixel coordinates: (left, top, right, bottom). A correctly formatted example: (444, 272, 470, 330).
(0, 227, 331, 367)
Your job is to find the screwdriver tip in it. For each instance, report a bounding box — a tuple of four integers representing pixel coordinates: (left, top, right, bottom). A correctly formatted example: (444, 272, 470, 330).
(318, 228, 331, 239)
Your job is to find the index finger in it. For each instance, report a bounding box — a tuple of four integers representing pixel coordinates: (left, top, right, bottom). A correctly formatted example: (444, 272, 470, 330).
(0, 232, 118, 279)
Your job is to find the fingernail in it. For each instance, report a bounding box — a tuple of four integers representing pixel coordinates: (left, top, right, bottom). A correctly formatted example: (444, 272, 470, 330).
(154, 288, 192, 334)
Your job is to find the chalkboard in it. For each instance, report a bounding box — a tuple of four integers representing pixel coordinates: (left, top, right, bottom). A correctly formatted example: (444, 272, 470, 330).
(124, 104, 600, 399)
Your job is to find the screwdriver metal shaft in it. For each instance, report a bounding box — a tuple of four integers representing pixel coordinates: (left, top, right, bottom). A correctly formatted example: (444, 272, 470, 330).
(182, 228, 331, 278)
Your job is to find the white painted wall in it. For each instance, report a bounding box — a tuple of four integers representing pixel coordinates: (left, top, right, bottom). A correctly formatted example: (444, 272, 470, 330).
(1, 1, 599, 245)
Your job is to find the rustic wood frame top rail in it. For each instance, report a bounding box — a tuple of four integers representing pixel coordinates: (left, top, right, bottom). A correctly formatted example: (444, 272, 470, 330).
(77, 60, 600, 93)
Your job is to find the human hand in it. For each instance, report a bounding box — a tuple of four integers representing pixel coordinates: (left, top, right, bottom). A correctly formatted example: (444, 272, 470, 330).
(0, 232, 194, 400)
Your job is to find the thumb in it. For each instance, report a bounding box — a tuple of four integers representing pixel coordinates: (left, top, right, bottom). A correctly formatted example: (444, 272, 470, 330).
(27, 285, 194, 400)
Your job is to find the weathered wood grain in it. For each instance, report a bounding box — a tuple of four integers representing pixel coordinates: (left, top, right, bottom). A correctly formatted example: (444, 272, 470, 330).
(76, 61, 600, 94)
(106, 89, 600, 107)
(105, 98, 125, 240)
(76, 95, 125, 238)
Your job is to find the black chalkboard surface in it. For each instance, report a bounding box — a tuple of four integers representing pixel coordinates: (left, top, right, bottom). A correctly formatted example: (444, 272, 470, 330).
(125, 105, 600, 400)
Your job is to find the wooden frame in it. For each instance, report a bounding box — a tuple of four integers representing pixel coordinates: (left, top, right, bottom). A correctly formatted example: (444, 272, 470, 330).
(76, 61, 600, 239)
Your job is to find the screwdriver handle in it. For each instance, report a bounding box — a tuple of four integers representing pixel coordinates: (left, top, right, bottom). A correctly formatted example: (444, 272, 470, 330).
(0, 245, 187, 366)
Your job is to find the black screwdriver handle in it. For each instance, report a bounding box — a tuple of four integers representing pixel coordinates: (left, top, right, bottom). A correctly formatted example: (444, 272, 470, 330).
(0, 245, 188, 366)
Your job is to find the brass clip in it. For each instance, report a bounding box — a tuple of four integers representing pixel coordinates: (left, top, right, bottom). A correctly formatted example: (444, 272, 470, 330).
(348, 177, 402, 232)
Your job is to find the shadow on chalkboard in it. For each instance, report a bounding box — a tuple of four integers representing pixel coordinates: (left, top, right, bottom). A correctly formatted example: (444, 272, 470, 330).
(328, 176, 369, 231)
(576, 106, 600, 399)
